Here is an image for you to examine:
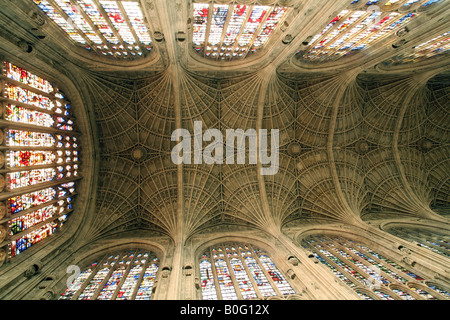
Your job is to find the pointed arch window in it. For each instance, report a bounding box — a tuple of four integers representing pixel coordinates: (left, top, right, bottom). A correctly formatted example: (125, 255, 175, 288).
(59, 249, 159, 300)
(192, 1, 289, 61)
(32, 0, 152, 59)
(303, 235, 450, 300)
(296, 0, 439, 63)
(198, 242, 295, 300)
(386, 227, 450, 258)
(0, 61, 80, 262)
(383, 31, 449, 65)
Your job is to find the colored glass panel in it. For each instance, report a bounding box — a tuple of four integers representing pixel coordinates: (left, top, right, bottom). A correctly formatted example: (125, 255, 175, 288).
(33, 0, 151, 57)
(8, 188, 56, 215)
(135, 262, 158, 300)
(59, 263, 97, 300)
(215, 259, 238, 300)
(244, 256, 277, 297)
(6, 84, 54, 110)
(230, 257, 257, 299)
(5, 62, 53, 93)
(9, 205, 56, 235)
(199, 259, 218, 300)
(9, 221, 57, 258)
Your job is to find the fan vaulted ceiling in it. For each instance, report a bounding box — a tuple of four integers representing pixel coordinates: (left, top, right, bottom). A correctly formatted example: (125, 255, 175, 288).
(0, 0, 447, 246)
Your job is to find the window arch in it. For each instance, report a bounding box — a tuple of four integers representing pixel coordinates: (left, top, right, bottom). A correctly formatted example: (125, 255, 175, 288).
(0, 61, 80, 262)
(59, 249, 159, 300)
(32, 0, 153, 59)
(192, 1, 289, 61)
(198, 242, 295, 300)
(302, 234, 450, 300)
(295, 0, 440, 63)
(383, 31, 449, 65)
(385, 226, 449, 259)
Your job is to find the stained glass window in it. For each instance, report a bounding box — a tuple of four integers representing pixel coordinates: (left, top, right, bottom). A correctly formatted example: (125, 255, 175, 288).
(117, 254, 144, 300)
(1, 61, 81, 260)
(383, 31, 449, 65)
(199, 258, 218, 300)
(32, 0, 152, 58)
(192, 2, 289, 61)
(59, 249, 159, 300)
(199, 242, 295, 300)
(134, 258, 159, 300)
(59, 263, 97, 300)
(386, 227, 450, 258)
(296, 0, 430, 63)
(302, 235, 450, 300)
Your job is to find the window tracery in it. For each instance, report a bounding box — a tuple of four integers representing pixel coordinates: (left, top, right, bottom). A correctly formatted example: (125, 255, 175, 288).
(296, 0, 441, 63)
(32, 0, 152, 59)
(386, 227, 449, 258)
(302, 234, 450, 300)
(59, 249, 159, 300)
(199, 242, 295, 300)
(383, 31, 449, 65)
(192, 1, 289, 61)
(0, 61, 80, 260)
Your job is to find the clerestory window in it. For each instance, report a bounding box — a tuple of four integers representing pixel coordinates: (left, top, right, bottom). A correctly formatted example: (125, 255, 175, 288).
(32, 0, 153, 59)
(199, 242, 295, 300)
(0, 61, 80, 262)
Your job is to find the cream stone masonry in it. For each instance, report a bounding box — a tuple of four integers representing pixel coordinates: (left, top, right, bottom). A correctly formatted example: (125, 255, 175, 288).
(0, 0, 448, 300)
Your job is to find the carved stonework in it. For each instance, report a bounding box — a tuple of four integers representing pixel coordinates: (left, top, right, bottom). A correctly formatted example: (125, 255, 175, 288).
(401, 256, 416, 267)
(41, 291, 54, 300)
(286, 269, 296, 279)
(24, 264, 40, 278)
(194, 277, 200, 289)
(288, 256, 299, 266)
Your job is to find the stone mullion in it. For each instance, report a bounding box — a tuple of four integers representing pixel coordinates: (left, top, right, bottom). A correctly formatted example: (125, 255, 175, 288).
(350, 236, 436, 283)
(249, 245, 283, 297)
(229, 5, 254, 59)
(0, 208, 72, 248)
(209, 255, 224, 300)
(0, 195, 71, 225)
(116, 0, 146, 54)
(203, 3, 215, 58)
(223, 248, 244, 300)
(0, 146, 77, 152)
(314, 247, 363, 286)
(91, 0, 134, 56)
(0, 119, 78, 137)
(418, 239, 450, 255)
(46, 0, 100, 54)
(130, 254, 151, 300)
(0, 76, 55, 100)
(68, 0, 115, 53)
(413, 0, 438, 9)
(215, 4, 234, 61)
(0, 176, 81, 201)
(90, 251, 126, 300)
(323, 236, 401, 285)
(71, 255, 110, 300)
(241, 8, 272, 59)
(345, 12, 405, 54)
(239, 254, 264, 299)
(307, 237, 365, 287)
(398, 230, 450, 253)
(323, 11, 382, 57)
(372, 0, 392, 9)
(307, 10, 354, 56)
(110, 249, 139, 300)
(333, 239, 402, 282)
(319, 238, 381, 284)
